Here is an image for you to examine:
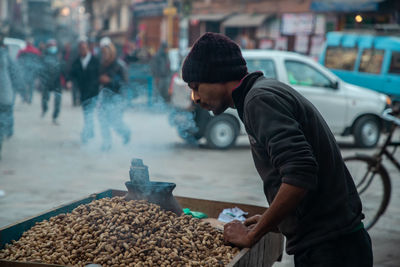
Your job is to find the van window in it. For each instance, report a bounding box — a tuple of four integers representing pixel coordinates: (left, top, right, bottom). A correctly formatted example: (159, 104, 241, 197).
(285, 60, 332, 88)
(389, 51, 400, 75)
(359, 49, 384, 74)
(246, 59, 277, 79)
(325, 46, 357, 71)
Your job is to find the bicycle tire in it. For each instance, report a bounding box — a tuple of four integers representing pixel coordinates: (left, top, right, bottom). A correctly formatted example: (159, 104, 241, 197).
(344, 155, 391, 230)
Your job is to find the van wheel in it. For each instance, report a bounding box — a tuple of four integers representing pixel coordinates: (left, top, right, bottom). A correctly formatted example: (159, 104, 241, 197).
(205, 115, 239, 149)
(353, 116, 381, 148)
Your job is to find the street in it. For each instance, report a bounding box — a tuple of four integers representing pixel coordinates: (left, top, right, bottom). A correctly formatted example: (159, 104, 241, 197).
(1, 91, 399, 266)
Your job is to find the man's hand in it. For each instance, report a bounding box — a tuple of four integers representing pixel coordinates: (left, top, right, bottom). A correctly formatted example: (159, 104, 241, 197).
(244, 215, 261, 229)
(100, 74, 111, 84)
(224, 220, 254, 248)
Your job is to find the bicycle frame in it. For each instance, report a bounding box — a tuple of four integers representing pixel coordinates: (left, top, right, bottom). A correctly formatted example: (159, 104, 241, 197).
(376, 114, 400, 171)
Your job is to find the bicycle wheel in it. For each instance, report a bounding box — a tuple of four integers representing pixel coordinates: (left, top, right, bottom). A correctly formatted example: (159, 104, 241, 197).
(344, 155, 391, 230)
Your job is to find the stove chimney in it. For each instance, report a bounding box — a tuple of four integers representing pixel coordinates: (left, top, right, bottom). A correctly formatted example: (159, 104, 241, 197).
(125, 158, 182, 215)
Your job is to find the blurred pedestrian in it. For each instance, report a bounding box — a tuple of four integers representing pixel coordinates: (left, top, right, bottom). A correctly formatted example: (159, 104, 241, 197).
(62, 42, 79, 106)
(69, 39, 100, 144)
(150, 42, 171, 102)
(40, 39, 62, 125)
(17, 37, 42, 104)
(98, 37, 131, 151)
(0, 31, 20, 159)
(88, 37, 100, 56)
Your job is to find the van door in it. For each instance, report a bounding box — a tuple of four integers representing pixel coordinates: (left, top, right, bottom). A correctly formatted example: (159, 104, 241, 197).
(284, 60, 347, 134)
(384, 51, 400, 98)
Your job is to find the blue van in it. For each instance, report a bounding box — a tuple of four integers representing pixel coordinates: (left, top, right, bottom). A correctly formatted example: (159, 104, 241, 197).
(319, 32, 400, 98)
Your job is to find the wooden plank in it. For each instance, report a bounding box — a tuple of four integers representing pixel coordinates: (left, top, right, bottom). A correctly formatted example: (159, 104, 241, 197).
(0, 260, 63, 266)
(256, 234, 266, 266)
(238, 249, 250, 267)
(175, 196, 266, 218)
(264, 232, 284, 266)
(227, 248, 249, 267)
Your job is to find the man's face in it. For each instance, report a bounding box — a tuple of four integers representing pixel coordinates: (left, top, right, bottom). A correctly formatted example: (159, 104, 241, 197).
(79, 42, 88, 58)
(189, 82, 231, 115)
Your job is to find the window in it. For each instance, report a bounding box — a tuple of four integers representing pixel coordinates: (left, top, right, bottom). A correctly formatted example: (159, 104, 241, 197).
(389, 51, 400, 75)
(285, 60, 332, 88)
(246, 59, 277, 79)
(359, 49, 384, 74)
(325, 46, 358, 71)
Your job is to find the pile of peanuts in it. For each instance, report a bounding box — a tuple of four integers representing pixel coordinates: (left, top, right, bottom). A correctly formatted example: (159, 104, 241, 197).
(0, 197, 240, 266)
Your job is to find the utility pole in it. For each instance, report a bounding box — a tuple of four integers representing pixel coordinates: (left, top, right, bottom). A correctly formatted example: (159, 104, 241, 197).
(163, 0, 177, 48)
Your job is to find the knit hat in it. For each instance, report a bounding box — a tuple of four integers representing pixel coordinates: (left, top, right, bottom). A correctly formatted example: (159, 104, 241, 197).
(182, 32, 247, 83)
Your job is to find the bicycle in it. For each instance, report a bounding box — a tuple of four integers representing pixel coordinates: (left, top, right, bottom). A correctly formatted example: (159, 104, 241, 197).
(344, 106, 400, 230)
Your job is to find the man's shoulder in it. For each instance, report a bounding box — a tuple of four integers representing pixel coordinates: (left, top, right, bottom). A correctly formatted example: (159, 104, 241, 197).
(244, 78, 285, 104)
(243, 77, 298, 118)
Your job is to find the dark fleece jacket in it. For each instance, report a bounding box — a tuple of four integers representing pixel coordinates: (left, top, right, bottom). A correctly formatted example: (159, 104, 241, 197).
(232, 72, 363, 254)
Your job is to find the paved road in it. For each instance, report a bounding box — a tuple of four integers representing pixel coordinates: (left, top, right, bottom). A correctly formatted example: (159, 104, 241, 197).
(0, 91, 399, 266)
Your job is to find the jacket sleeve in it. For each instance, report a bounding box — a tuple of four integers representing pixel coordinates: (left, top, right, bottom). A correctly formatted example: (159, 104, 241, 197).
(69, 60, 78, 82)
(8, 56, 23, 93)
(244, 92, 319, 190)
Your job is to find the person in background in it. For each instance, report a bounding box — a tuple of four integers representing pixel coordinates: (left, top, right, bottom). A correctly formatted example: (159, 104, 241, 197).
(0, 31, 20, 160)
(69, 39, 100, 144)
(150, 42, 171, 103)
(88, 37, 100, 56)
(98, 37, 131, 151)
(40, 39, 62, 125)
(17, 37, 42, 104)
(38, 41, 46, 55)
(62, 42, 79, 106)
(181, 33, 372, 267)
(122, 40, 139, 65)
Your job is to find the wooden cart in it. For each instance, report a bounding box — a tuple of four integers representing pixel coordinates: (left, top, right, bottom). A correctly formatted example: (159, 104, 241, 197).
(0, 189, 284, 267)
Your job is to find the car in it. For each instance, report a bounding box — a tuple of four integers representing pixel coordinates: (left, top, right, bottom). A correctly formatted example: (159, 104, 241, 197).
(169, 50, 391, 149)
(4, 37, 26, 60)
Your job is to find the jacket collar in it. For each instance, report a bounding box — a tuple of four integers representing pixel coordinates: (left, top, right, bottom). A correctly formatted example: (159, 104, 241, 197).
(232, 71, 263, 121)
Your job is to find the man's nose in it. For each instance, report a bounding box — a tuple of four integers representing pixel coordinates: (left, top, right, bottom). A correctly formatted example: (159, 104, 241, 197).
(191, 90, 201, 104)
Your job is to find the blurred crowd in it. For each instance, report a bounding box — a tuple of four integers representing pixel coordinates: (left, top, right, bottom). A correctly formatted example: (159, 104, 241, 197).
(0, 30, 173, 161)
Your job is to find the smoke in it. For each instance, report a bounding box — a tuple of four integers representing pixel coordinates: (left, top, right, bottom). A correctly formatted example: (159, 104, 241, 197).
(0, 47, 207, 226)
(168, 109, 199, 145)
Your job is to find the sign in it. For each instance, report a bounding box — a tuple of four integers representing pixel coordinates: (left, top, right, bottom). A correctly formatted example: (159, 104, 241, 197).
(314, 15, 326, 35)
(275, 36, 288, 51)
(281, 13, 314, 35)
(133, 1, 167, 18)
(310, 35, 325, 57)
(295, 34, 309, 53)
(163, 7, 177, 16)
(259, 39, 274, 49)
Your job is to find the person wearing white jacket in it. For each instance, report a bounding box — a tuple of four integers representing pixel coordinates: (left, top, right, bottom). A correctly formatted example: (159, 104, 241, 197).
(0, 32, 18, 160)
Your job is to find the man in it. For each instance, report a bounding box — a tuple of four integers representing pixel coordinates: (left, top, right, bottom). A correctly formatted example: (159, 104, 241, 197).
(0, 31, 20, 160)
(98, 37, 131, 151)
(181, 32, 372, 266)
(17, 37, 42, 104)
(150, 42, 171, 102)
(40, 39, 62, 125)
(69, 40, 100, 143)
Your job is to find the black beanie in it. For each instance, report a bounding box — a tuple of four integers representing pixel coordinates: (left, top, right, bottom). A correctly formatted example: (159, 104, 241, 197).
(182, 32, 247, 84)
